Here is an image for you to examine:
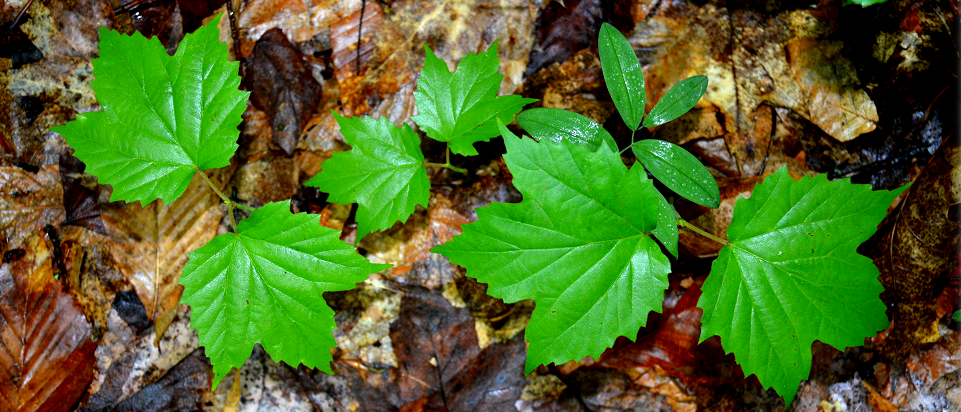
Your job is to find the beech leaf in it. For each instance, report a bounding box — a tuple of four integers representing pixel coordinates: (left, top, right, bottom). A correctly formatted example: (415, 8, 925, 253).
(698, 167, 909, 405)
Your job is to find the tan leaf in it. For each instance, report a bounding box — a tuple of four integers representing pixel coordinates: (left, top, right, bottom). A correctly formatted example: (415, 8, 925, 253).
(101, 172, 224, 343)
(0, 235, 97, 412)
(0, 166, 65, 249)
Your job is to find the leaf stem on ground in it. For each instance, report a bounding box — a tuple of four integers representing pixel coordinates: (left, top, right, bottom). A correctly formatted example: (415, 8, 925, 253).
(677, 218, 731, 246)
(424, 146, 468, 174)
(196, 168, 254, 230)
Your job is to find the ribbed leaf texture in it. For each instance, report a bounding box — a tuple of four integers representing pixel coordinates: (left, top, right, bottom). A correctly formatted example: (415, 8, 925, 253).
(50, 14, 248, 205)
(180, 201, 390, 387)
(698, 167, 908, 405)
(435, 127, 669, 373)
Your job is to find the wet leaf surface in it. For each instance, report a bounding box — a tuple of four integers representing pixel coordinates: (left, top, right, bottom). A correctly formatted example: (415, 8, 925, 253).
(0, 235, 98, 412)
(0, 0, 957, 410)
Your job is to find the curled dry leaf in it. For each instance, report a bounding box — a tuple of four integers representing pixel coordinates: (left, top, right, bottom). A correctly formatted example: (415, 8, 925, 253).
(0, 235, 98, 412)
(100, 172, 223, 344)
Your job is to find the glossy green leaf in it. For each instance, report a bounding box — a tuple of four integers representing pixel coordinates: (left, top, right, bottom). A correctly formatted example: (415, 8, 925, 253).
(516, 108, 616, 152)
(412, 41, 536, 156)
(51, 14, 248, 205)
(598, 22, 645, 130)
(844, 0, 888, 7)
(633, 139, 720, 208)
(305, 112, 429, 241)
(434, 134, 669, 374)
(652, 192, 679, 258)
(698, 168, 909, 405)
(180, 201, 390, 388)
(954, 310, 961, 322)
(642, 75, 708, 128)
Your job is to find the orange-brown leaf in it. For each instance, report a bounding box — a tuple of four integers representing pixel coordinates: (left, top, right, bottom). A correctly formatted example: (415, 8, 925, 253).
(0, 235, 97, 412)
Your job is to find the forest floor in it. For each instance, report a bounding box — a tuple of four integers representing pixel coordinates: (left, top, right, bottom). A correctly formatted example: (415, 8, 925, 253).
(0, 0, 959, 411)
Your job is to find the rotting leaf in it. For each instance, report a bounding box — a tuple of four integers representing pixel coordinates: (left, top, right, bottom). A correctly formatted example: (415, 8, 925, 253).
(0, 165, 65, 249)
(0, 235, 98, 412)
(101, 172, 224, 344)
(108, 348, 211, 412)
(339, 286, 527, 410)
(246, 27, 324, 155)
(58, 154, 106, 234)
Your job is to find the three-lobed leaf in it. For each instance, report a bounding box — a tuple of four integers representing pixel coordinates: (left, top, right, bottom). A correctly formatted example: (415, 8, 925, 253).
(598, 22, 645, 130)
(633, 139, 720, 208)
(412, 41, 536, 156)
(516, 108, 616, 152)
(698, 167, 908, 405)
(51, 14, 248, 205)
(180, 201, 390, 388)
(305, 112, 430, 241)
(434, 130, 670, 374)
(642, 75, 709, 128)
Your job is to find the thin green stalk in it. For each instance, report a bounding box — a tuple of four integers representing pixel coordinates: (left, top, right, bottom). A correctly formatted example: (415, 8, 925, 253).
(195, 168, 253, 230)
(677, 217, 730, 246)
(425, 146, 468, 174)
(619, 129, 637, 155)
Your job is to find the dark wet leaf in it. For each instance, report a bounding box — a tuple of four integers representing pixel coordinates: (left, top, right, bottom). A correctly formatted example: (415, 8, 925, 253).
(112, 290, 153, 336)
(525, 0, 631, 76)
(247, 28, 324, 155)
(106, 349, 211, 412)
(58, 154, 106, 234)
(341, 286, 526, 411)
(0, 18, 43, 69)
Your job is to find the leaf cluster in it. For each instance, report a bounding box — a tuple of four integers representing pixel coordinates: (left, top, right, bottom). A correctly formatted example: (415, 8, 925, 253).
(434, 22, 907, 406)
(53, 14, 908, 407)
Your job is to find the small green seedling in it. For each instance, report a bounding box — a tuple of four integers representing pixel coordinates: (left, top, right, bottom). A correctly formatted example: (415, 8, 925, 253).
(435, 23, 907, 407)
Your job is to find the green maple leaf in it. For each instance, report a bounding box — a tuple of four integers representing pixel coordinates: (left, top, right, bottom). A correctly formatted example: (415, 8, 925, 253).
(412, 41, 536, 156)
(51, 14, 248, 205)
(698, 167, 908, 405)
(180, 201, 390, 387)
(434, 125, 670, 373)
(305, 112, 430, 241)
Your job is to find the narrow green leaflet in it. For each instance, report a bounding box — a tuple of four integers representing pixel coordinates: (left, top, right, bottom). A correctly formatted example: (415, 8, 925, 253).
(434, 132, 670, 374)
(516, 108, 617, 152)
(180, 201, 390, 388)
(598, 22, 645, 130)
(412, 41, 536, 156)
(698, 167, 909, 405)
(954, 311, 961, 322)
(51, 14, 248, 205)
(642, 76, 708, 128)
(633, 139, 720, 208)
(653, 192, 679, 258)
(305, 113, 429, 241)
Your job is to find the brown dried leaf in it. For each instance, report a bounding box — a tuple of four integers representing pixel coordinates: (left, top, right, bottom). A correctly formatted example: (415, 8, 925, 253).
(0, 235, 97, 412)
(58, 154, 106, 234)
(339, 286, 526, 411)
(246, 27, 323, 155)
(100, 172, 223, 344)
(0, 165, 65, 249)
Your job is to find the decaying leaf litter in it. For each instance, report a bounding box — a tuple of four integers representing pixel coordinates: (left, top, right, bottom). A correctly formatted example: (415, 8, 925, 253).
(0, 0, 957, 410)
